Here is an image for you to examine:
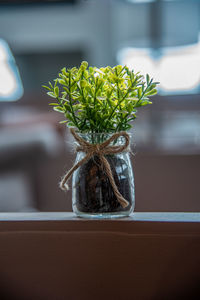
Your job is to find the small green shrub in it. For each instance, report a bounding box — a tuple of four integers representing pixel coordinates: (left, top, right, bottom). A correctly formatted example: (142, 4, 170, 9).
(43, 61, 159, 133)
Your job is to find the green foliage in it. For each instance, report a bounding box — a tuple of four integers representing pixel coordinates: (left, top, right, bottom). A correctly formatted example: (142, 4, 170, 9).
(43, 61, 159, 133)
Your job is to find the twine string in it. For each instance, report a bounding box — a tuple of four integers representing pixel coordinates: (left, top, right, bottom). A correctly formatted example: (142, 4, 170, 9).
(60, 128, 131, 208)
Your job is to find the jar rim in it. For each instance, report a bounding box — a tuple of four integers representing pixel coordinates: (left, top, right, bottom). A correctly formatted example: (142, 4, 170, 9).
(70, 130, 132, 145)
(69, 129, 132, 137)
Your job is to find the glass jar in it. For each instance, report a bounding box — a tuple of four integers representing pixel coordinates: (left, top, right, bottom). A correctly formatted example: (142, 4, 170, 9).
(72, 132, 135, 218)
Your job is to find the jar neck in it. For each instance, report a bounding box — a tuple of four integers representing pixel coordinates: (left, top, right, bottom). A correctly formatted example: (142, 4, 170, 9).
(77, 132, 131, 145)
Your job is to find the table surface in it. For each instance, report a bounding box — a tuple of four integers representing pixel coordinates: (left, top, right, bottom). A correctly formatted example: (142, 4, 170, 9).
(0, 212, 199, 222)
(0, 212, 199, 236)
(1, 212, 200, 300)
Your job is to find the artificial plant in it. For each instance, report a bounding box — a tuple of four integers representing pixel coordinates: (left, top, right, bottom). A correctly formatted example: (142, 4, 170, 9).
(43, 61, 159, 133)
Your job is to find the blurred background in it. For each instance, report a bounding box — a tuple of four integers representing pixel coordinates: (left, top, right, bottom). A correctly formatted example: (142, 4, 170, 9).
(0, 0, 199, 212)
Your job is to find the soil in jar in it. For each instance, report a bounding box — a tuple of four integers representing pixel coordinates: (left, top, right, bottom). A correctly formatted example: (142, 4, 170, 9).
(73, 154, 132, 213)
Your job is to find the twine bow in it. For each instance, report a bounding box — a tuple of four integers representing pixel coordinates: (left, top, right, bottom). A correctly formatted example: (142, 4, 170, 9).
(60, 128, 131, 208)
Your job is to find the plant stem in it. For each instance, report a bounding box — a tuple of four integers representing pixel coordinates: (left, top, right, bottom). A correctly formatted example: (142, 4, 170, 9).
(104, 85, 132, 130)
(68, 71, 80, 130)
(137, 79, 153, 105)
(115, 112, 129, 132)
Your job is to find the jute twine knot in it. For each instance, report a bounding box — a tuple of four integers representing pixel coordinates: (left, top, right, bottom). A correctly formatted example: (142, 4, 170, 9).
(60, 128, 131, 208)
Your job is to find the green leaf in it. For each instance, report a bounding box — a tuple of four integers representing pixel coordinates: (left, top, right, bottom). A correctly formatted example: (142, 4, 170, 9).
(47, 92, 56, 98)
(146, 74, 150, 84)
(126, 104, 133, 113)
(137, 87, 142, 98)
(48, 81, 53, 88)
(139, 100, 152, 106)
(64, 104, 71, 112)
(145, 89, 157, 96)
(80, 61, 88, 71)
(149, 83, 157, 90)
(125, 124, 132, 130)
(116, 65, 123, 74)
(42, 85, 51, 91)
(80, 80, 87, 88)
(53, 106, 64, 113)
(54, 79, 58, 87)
(63, 87, 69, 94)
(58, 79, 66, 85)
(126, 97, 138, 102)
(54, 86, 59, 97)
(61, 67, 68, 76)
(89, 67, 94, 74)
(97, 96, 106, 101)
(67, 122, 75, 127)
(65, 113, 74, 122)
(73, 104, 82, 111)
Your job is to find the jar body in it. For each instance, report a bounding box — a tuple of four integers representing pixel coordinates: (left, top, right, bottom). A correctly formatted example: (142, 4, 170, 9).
(72, 133, 135, 218)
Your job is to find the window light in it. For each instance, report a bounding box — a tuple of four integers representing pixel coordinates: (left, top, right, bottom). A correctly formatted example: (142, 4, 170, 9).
(117, 42, 200, 95)
(0, 39, 23, 101)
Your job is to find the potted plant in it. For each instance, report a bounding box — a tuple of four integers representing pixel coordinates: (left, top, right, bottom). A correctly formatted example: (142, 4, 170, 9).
(43, 61, 158, 218)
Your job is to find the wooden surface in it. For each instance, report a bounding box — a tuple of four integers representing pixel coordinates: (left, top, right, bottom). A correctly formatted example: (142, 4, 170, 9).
(0, 212, 200, 300)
